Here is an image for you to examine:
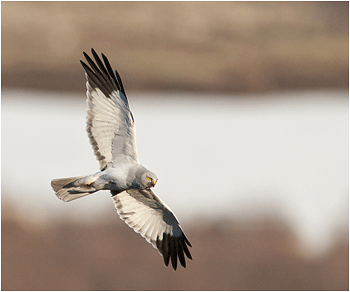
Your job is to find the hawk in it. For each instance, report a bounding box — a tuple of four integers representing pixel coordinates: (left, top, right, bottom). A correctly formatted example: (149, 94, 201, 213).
(51, 48, 192, 270)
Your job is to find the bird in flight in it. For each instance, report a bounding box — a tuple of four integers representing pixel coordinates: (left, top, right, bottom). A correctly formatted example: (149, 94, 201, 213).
(51, 48, 192, 270)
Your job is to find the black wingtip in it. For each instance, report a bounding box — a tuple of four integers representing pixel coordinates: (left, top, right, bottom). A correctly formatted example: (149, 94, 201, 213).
(91, 47, 97, 55)
(101, 52, 122, 92)
(80, 49, 123, 98)
(79, 60, 92, 75)
(157, 232, 192, 271)
(184, 235, 192, 248)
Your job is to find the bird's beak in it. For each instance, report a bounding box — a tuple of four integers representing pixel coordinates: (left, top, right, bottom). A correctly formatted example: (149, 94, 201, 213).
(151, 179, 157, 187)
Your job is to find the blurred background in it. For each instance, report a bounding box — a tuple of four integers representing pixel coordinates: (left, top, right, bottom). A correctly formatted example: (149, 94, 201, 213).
(2, 2, 349, 290)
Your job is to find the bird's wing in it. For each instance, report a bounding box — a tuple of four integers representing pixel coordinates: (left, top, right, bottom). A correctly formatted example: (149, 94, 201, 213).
(80, 48, 138, 170)
(111, 189, 192, 270)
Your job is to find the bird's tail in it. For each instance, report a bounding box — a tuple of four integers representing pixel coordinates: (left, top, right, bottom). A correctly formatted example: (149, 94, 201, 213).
(51, 175, 99, 202)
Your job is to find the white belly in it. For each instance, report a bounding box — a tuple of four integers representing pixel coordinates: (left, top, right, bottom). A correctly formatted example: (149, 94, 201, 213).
(98, 156, 139, 190)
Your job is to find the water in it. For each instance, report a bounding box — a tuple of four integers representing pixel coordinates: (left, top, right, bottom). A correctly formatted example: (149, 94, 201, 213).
(2, 89, 348, 256)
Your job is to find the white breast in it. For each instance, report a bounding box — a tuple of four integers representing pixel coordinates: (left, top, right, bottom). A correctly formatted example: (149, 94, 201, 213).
(101, 156, 139, 189)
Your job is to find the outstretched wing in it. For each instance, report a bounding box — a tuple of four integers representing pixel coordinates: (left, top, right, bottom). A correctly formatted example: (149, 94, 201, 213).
(80, 48, 138, 170)
(111, 189, 192, 270)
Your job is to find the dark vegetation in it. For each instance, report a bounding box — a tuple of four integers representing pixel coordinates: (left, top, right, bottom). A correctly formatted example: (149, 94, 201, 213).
(2, 2, 348, 94)
(2, 209, 348, 290)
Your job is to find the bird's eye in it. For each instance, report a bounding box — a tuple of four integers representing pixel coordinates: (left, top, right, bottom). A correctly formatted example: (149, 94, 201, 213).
(147, 177, 151, 181)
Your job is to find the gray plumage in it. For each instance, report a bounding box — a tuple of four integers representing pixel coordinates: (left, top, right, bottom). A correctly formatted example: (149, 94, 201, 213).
(51, 48, 192, 270)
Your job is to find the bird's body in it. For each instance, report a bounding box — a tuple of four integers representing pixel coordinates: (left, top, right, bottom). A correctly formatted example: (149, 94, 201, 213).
(51, 49, 191, 270)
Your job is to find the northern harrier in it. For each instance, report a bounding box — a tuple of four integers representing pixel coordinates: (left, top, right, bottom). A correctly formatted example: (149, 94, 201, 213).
(51, 49, 192, 270)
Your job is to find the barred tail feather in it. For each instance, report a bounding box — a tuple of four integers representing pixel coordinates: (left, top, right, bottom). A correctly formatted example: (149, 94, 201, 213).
(51, 175, 98, 202)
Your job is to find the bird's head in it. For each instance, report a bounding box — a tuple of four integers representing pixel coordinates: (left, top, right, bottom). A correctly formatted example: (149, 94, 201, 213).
(142, 171, 158, 188)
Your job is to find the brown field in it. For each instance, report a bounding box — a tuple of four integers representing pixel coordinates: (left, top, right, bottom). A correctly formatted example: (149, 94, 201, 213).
(1, 2, 348, 94)
(2, 206, 348, 291)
